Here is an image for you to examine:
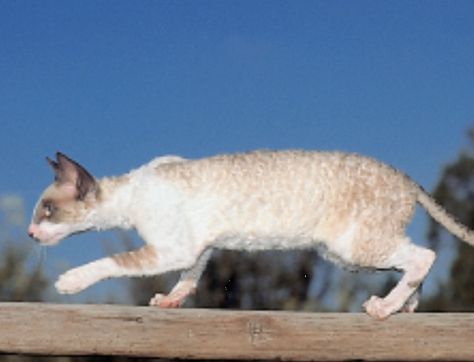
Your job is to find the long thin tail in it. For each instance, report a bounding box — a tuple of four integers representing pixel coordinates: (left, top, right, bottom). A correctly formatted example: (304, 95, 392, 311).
(417, 187, 474, 246)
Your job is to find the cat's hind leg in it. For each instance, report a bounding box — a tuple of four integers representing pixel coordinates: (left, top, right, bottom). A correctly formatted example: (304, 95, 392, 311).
(363, 242, 435, 319)
(150, 249, 213, 308)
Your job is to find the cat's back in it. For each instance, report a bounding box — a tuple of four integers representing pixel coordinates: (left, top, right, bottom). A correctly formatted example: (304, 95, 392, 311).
(155, 149, 327, 189)
(154, 149, 412, 199)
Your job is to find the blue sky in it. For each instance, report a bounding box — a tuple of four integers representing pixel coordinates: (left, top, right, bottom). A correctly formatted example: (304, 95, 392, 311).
(1, 1, 473, 303)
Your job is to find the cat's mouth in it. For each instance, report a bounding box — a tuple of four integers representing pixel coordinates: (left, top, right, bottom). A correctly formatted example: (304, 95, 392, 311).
(27, 222, 88, 246)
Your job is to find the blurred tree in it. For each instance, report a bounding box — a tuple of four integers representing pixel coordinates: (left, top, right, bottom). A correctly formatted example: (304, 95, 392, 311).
(0, 243, 48, 302)
(422, 130, 474, 311)
(192, 250, 318, 310)
(0, 194, 49, 302)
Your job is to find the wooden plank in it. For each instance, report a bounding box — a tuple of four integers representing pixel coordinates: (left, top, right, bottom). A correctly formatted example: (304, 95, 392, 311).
(0, 303, 472, 361)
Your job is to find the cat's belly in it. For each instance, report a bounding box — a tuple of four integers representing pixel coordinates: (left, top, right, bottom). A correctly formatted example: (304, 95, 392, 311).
(214, 231, 363, 270)
(215, 234, 313, 251)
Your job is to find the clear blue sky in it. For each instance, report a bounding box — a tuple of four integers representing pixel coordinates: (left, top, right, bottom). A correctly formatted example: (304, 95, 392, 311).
(1, 1, 473, 303)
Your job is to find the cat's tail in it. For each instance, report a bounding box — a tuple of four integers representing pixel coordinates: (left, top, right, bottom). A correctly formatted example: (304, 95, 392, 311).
(417, 187, 474, 246)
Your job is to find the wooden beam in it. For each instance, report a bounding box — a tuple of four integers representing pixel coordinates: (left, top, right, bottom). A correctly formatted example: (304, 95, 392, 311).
(0, 303, 473, 361)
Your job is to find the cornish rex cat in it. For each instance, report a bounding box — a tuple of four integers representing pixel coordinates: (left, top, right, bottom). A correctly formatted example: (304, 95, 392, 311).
(28, 151, 474, 319)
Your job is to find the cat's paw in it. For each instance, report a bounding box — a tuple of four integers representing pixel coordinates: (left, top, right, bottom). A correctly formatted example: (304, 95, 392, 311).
(363, 296, 392, 320)
(55, 268, 95, 294)
(149, 293, 184, 308)
(149, 281, 195, 308)
(401, 298, 419, 313)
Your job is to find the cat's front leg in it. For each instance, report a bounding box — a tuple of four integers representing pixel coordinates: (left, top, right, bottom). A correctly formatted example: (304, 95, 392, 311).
(55, 243, 202, 295)
(56, 244, 161, 294)
(55, 257, 119, 294)
(150, 249, 213, 308)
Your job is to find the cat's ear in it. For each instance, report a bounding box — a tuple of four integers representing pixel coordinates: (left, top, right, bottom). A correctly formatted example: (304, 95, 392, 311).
(47, 152, 97, 200)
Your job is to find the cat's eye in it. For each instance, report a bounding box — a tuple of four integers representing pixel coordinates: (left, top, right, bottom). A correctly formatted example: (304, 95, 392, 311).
(43, 202, 54, 218)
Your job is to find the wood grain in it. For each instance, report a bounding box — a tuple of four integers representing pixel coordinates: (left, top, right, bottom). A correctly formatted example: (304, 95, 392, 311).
(0, 303, 472, 361)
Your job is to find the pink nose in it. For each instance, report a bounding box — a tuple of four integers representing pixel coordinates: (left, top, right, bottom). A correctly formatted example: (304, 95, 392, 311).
(28, 224, 39, 240)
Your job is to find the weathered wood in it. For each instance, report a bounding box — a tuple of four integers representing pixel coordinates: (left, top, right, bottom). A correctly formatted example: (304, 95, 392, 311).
(0, 303, 472, 361)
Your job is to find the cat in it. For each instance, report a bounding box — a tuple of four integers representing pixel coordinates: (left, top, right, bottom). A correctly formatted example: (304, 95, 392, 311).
(28, 150, 474, 319)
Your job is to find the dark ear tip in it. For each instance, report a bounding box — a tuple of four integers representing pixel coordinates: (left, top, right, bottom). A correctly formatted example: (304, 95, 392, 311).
(46, 155, 55, 166)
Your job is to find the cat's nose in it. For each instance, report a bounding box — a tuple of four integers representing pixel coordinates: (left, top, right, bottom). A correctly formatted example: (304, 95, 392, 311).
(27, 225, 38, 240)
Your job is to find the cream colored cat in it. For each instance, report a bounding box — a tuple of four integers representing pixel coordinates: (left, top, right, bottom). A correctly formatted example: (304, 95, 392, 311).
(28, 150, 474, 319)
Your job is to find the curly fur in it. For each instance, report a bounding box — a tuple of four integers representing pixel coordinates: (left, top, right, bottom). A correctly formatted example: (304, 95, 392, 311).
(28, 150, 474, 319)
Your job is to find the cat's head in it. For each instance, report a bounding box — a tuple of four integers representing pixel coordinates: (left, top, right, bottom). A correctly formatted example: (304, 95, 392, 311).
(28, 152, 99, 245)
